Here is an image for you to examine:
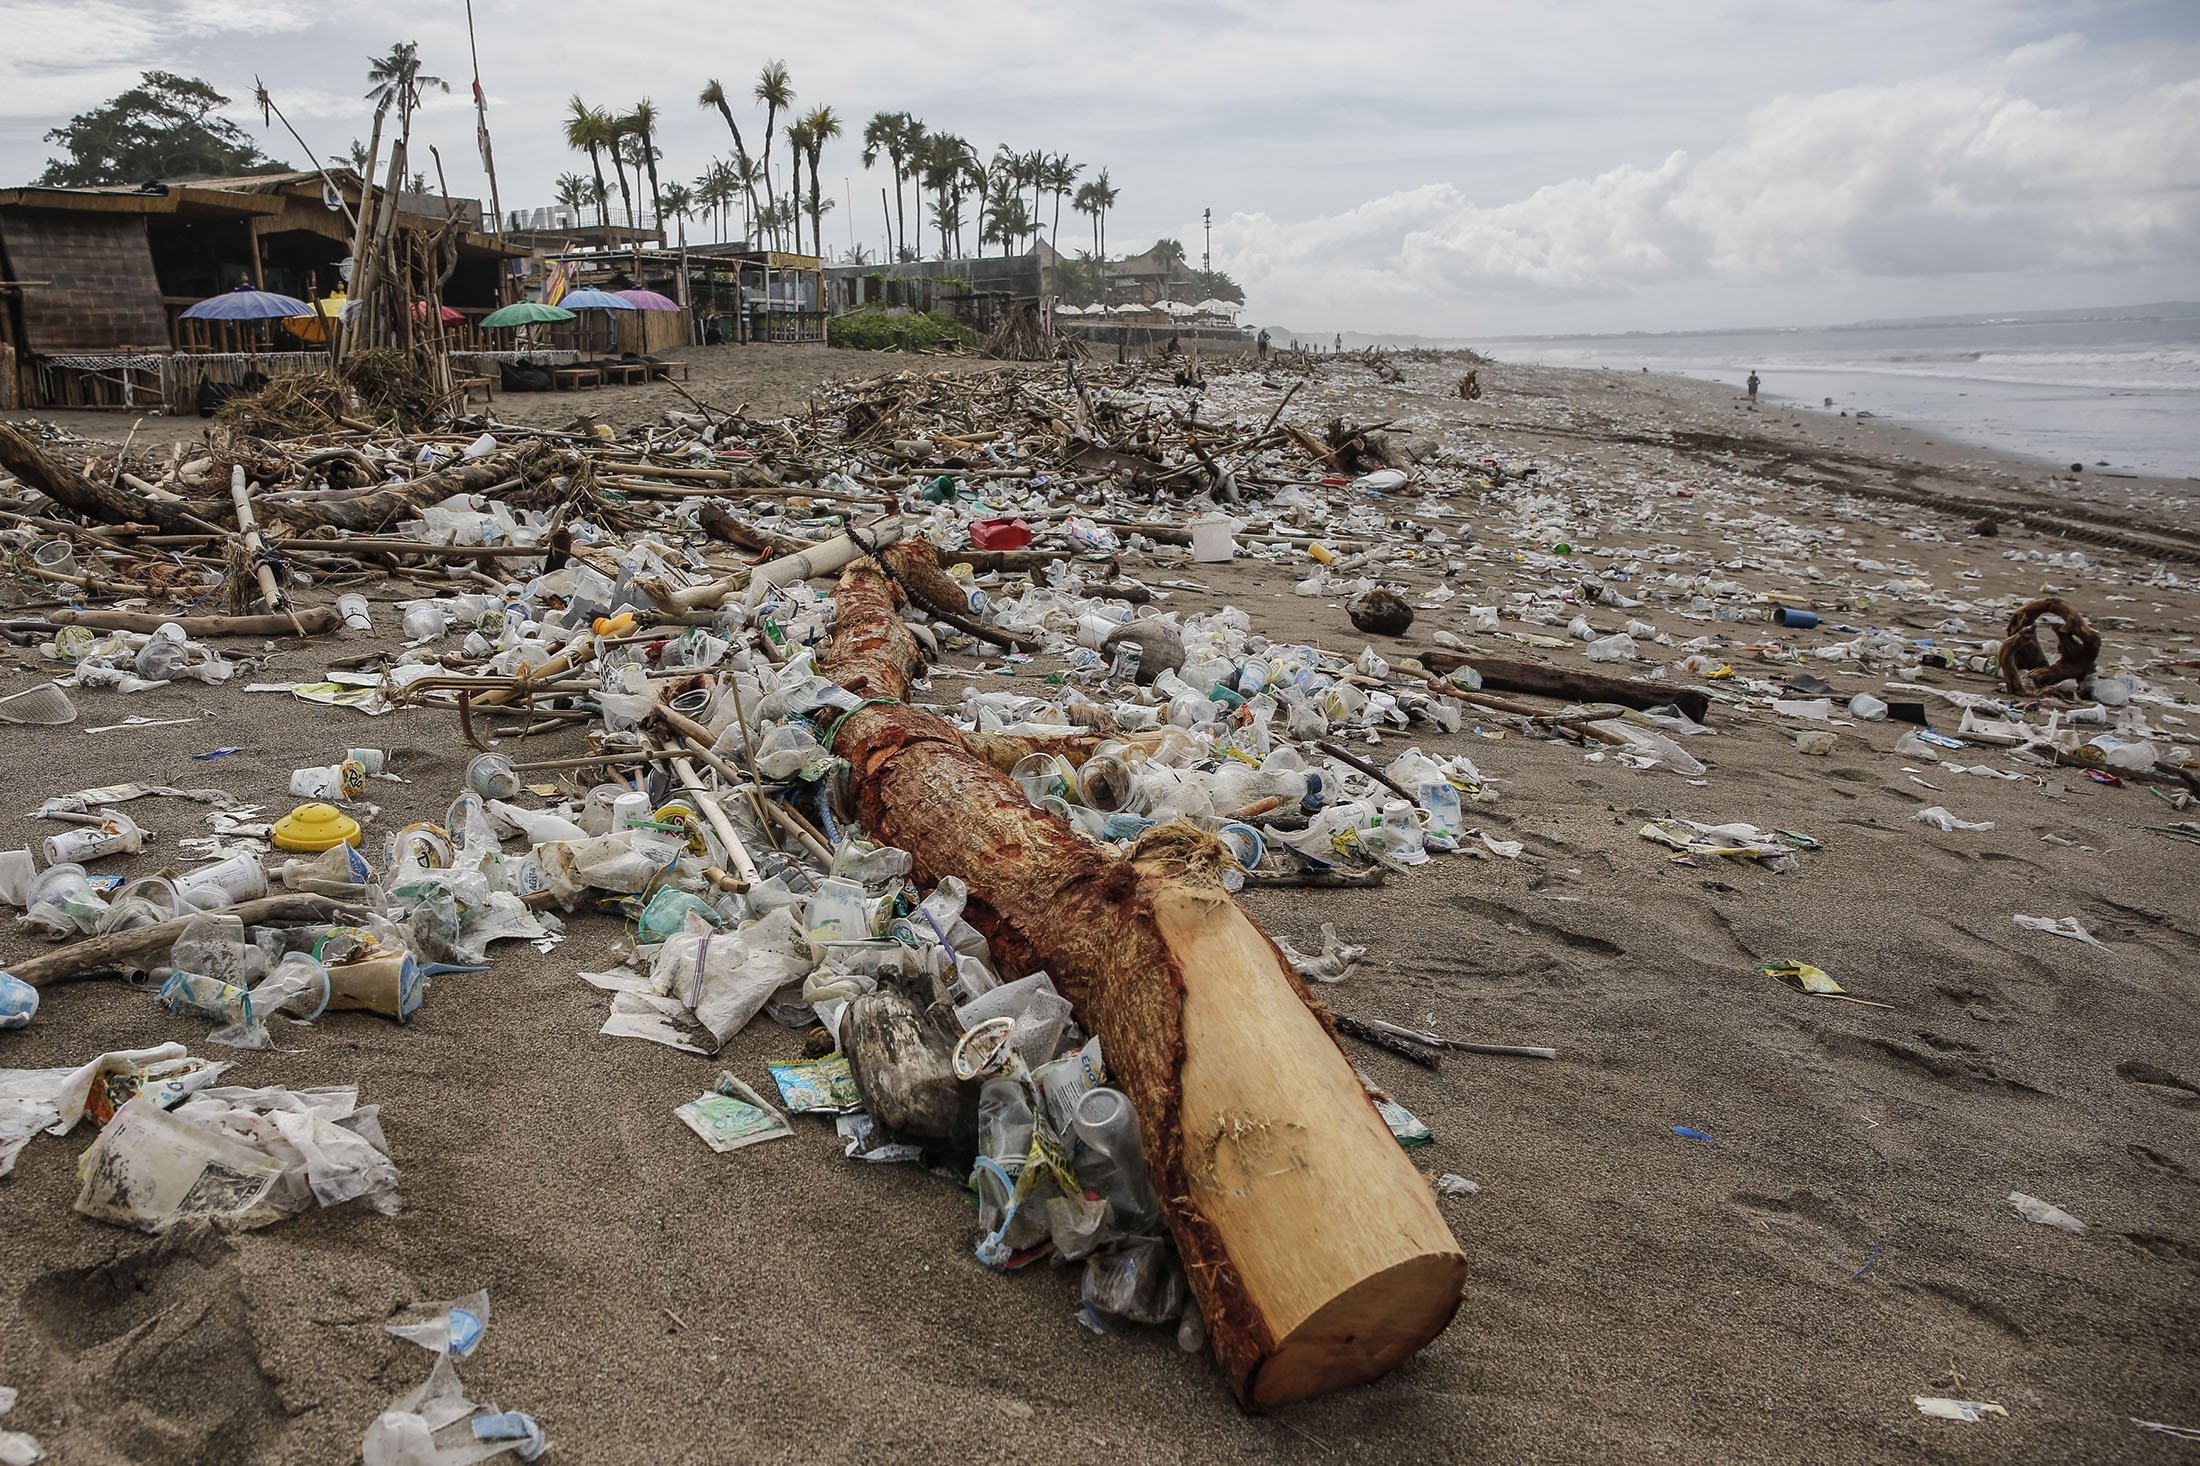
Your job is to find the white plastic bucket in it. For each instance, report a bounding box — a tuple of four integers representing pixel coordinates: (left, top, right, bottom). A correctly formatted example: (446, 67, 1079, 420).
(1189, 516, 1239, 562)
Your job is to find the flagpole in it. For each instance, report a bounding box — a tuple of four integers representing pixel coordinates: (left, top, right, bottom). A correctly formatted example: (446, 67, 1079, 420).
(466, 0, 505, 241)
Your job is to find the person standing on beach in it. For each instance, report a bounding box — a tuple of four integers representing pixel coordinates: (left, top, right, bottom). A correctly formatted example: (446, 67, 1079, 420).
(1258, 328, 1271, 360)
(1746, 369, 1761, 403)
(1334, 332, 1343, 354)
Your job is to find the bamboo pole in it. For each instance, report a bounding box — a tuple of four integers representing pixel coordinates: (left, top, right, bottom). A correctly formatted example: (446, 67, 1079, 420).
(230, 466, 284, 614)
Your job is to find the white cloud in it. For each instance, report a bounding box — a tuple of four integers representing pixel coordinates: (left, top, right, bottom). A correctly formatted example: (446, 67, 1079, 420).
(1215, 67, 2200, 332)
(4, 0, 2197, 331)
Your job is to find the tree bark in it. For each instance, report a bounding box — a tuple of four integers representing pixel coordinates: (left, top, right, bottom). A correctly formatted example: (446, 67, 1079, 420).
(823, 561, 1465, 1407)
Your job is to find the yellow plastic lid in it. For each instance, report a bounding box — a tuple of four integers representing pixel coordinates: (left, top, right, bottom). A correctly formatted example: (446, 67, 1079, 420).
(272, 802, 364, 852)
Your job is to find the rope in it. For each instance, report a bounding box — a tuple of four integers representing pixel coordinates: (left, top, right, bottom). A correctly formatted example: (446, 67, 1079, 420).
(819, 697, 900, 752)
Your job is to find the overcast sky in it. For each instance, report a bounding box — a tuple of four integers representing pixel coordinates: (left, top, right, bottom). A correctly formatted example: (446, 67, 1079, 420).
(3, 0, 2196, 336)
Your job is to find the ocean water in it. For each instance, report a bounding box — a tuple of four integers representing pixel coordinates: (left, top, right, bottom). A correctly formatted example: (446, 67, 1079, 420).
(1485, 306, 2200, 479)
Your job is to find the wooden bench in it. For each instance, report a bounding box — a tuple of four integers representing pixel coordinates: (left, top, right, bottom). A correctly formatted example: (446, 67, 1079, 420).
(456, 375, 494, 407)
(552, 367, 601, 391)
(601, 362, 648, 386)
(647, 361, 691, 382)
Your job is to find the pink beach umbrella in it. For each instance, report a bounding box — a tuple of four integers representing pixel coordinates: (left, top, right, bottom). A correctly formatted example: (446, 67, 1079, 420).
(616, 289, 681, 311)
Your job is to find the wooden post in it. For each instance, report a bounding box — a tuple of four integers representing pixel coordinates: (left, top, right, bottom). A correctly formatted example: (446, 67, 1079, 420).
(824, 562, 1464, 1407)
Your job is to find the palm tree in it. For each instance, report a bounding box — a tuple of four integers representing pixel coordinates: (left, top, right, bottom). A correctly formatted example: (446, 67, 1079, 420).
(1081, 168, 1119, 295)
(730, 154, 762, 243)
(627, 100, 665, 233)
(927, 194, 963, 261)
(862, 111, 917, 262)
(1021, 149, 1047, 245)
(1073, 180, 1102, 260)
(920, 133, 980, 257)
(798, 105, 841, 263)
(1045, 154, 1081, 248)
(752, 61, 793, 245)
(658, 181, 694, 245)
(359, 42, 443, 206)
(554, 171, 591, 217)
(1153, 238, 1186, 270)
(983, 193, 1031, 258)
(697, 79, 758, 227)
(564, 97, 612, 230)
(897, 118, 928, 259)
(694, 160, 733, 242)
(784, 115, 811, 254)
(603, 113, 636, 230)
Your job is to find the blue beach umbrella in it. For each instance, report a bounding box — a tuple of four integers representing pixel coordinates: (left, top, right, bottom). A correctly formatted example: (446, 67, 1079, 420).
(558, 288, 638, 311)
(180, 285, 315, 320)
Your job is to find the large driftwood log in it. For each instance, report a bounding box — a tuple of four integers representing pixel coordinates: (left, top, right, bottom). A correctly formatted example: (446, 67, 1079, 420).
(824, 561, 1464, 1408)
(259, 460, 516, 533)
(1419, 647, 1712, 724)
(11, 895, 361, 992)
(0, 422, 208, 532)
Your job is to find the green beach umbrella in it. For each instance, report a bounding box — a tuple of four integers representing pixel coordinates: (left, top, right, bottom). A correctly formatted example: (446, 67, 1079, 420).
(481, 301, 578, 328)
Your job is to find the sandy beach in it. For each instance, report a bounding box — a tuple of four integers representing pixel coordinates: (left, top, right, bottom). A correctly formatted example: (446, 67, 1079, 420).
(1, 347, 2195, 1464)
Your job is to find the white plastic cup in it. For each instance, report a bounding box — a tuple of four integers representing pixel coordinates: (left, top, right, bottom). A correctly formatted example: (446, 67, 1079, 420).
(290, 761, 365, 801)
(179, 852, 268, 905)
(1076, 613, 1124, 649)
(32, 539, 76, 577)
(611, 790, 651, 831)
(42, 819, 139, 865)
(467, 753, 521, 800)
(337, 593, 373, 631)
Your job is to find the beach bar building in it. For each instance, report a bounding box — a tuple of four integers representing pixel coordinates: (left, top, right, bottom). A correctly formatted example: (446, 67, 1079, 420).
(0, 171, 522, 412)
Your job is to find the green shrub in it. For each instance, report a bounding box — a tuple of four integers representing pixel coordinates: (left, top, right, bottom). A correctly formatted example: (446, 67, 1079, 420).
(827, 309, 977, 352)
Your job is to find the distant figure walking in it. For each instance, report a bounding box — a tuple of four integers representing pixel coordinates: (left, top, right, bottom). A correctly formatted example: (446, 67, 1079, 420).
(1334, 332, 1342, 354)
(1746, 369, 1761, 403)
(1257, 328, 1271, 360)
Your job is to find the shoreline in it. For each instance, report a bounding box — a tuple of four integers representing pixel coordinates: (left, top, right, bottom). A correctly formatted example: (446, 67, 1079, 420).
(1482, 346, 2199, 485)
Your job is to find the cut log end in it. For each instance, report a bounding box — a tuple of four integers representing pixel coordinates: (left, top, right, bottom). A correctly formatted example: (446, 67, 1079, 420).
(1252, 1250, 1468, 1408)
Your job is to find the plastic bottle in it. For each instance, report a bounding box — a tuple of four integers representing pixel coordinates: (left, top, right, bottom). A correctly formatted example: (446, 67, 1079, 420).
(975, 1078, 1035, 1248)
(1072, 1087, 1161, 1233)
(488, 800, 588, 845)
